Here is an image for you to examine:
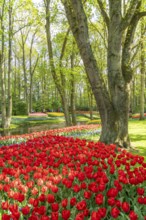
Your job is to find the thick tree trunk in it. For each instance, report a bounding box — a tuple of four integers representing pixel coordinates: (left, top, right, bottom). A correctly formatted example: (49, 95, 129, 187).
(102, 0, 131, 147)
(62, 0, 144, 147)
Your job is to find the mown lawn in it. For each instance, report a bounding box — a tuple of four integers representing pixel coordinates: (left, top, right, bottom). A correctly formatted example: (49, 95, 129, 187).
(129, 120, 146, 159)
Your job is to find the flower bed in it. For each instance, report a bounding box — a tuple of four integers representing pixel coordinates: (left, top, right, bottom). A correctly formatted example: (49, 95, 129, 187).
(0, 125, 100, 146)
(132, 113, 146, 119)
(0, 133, 146, 219)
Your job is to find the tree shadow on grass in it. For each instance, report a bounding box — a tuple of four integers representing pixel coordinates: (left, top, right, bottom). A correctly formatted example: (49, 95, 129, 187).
(130, 134, 146, 142)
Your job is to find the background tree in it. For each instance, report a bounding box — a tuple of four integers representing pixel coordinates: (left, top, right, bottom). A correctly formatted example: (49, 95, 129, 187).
(139, 18, 145, 120)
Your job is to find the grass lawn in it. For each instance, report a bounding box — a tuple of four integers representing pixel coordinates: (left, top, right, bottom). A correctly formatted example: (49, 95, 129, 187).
(129, 119, 146, 159)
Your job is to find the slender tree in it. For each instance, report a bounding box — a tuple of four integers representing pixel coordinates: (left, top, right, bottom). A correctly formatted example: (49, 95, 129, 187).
(44, 0, 72, 125)
(139, 18, 145, 120)
(29, 28, 39, 113)
(7, 0, 13, 127)
(0, 0, 7, 128)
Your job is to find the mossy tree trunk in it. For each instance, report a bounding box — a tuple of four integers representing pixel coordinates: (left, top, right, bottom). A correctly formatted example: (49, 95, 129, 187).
(62, 0, 146, 147)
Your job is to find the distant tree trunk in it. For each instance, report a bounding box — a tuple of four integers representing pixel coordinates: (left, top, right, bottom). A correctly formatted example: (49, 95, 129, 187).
(29, 29, 39, 113)
(62, 0, 146, 147)
(0, 1, 6, 128)
(89, 92, 93, 120)
(7, 0, 13, 127)
(18, 61, 21, 100)
(70, 43, 77, 125)
(20, 28, 31, 115)
(139, 19, 145, 120)
(13, 52, 17, 114)
(44, 0, 71, 125)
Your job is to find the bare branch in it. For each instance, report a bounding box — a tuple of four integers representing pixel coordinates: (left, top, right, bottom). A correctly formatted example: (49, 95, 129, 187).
(13, 23, 32, 35)
(97, 0, 109, 29)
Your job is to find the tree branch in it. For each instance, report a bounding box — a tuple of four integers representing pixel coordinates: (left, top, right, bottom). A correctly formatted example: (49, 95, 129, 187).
(89, 19, 107, 49)
(59, 27, 70, 61)
(97, 0, 109, 29)
(59, 27, 70, 87)
(138, 11, 146, 18)
(13, 23, 32, 35)
(32, 56, 39, 75)
(121, 0, 141, 31)
(122, 13, 140, 82)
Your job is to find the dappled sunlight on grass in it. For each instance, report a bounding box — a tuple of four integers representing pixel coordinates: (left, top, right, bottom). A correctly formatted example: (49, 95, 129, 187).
(87, 119, 101, 124)
(47, 112, 64, 117)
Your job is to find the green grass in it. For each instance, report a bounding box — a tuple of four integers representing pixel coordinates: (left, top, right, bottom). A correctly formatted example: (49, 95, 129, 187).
(128, 120, 146, 159)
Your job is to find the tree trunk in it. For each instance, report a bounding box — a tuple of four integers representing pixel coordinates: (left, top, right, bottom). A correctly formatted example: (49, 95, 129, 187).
(29, 29, 39, 113)
(0, 0, 7, 129)
(89, 93, 93, 120)
(139, 19, 145, 120)
(62, 95, 71, 126)
(62, 0, 145, 147)
(70, 45, 77, 125)
(20, 29, 30, 115)
(101, 0, 130, 147)
(7, 0, 13, 128)
(44, 0, 71, 126)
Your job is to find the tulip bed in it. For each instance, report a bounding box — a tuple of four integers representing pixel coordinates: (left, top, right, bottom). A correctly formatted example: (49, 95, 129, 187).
(0, 125, 146, 220)
(132, 113, 146, 119)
